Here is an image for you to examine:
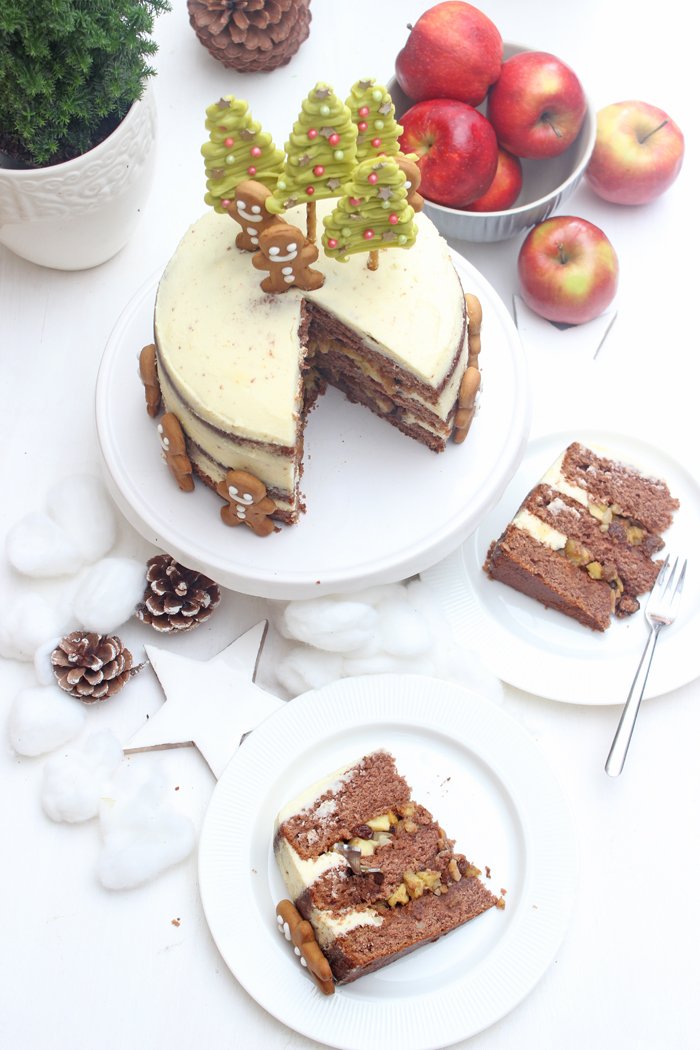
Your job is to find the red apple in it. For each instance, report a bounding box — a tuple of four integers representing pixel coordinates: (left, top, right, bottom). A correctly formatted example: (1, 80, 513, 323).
(465, 148, 522, 211)
(517, 216, 619, 325)
(487, 51, 586, 159)
(585, 100, 684, 205)
(399, 99, 498, 208)
(395, 1, 503, 107)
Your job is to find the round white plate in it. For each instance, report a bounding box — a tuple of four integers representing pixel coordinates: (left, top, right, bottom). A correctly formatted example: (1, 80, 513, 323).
(198, 674, 577, 1050)
(422, 429, 698, 705)
(95, 251, 529, 600)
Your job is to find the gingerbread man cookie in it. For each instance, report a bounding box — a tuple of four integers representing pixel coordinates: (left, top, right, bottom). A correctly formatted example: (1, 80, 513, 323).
(395, 153, 424, 213)
(452, 365, 481, 444)
(464, 293, 483, 368)
(139, 343, 161, 418)
(158, 413, 195, 491)
(252, 222, 325, 294)
(215, 469, 279, 536)
(223, 179, 280, 252)
(275, 899, 334, 996)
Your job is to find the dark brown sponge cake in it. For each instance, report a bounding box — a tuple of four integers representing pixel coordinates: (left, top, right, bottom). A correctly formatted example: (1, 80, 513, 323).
(483, 442, 679, 631)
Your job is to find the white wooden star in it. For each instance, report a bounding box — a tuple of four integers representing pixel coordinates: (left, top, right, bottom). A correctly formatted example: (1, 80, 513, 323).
(124, 621, 284, 778)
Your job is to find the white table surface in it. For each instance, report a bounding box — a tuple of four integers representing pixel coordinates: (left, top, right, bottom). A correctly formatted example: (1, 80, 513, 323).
(1, 1, 698, 1047)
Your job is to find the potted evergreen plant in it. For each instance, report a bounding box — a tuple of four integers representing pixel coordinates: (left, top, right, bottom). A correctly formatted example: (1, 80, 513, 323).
(0, 0, 170, 270)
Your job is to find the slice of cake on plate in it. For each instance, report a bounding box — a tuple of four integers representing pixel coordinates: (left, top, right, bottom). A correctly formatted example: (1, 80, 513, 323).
(274, 749, 501, 988)
(483, 441, 680, 631)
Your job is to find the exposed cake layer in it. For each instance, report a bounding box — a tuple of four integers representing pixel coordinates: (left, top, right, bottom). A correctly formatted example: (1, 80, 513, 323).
(154, 199, 468, 520)
(274, 750, 500, 985)
(484, 442, 679, 630)
(320, 875, 498, 983)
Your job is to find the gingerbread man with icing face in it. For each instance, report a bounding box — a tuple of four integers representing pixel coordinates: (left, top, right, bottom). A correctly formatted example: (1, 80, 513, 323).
(216, 469, 279, 536)
(252, 223, 325, 294)
(224, 179, 279, 252)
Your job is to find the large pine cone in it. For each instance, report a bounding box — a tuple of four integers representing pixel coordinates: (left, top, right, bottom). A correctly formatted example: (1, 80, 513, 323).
(135, 555, 221, 633)
(188, 0, 312, 73)
(51, 632, 135, 702)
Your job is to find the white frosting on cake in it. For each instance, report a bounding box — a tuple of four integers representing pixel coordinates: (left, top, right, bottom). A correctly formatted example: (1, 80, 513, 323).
(154, 200, 466, 452)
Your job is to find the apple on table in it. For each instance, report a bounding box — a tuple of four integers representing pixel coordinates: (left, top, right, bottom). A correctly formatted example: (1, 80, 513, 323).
(399, 99, 498, 209)
(394, 0, 503, 107)
(487, 51, 587, 159)
(586, 100, 684, 205)
(517, 215, 619, 325)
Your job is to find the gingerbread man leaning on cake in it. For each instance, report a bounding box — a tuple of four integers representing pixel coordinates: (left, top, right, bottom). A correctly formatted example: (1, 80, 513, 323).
(252, 222, 325, 294)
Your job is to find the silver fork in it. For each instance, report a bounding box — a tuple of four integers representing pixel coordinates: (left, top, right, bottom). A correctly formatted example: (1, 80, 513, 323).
(606, 554, 687, 777)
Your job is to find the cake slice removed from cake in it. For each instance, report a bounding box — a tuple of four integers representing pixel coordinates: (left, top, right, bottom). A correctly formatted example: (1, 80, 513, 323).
(483, 441, 680, 631)
(274, 749, 501, 986)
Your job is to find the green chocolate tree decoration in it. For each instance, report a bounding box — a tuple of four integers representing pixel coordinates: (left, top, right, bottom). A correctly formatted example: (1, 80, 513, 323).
(202, 96, 284, 213)
(346, 78, 403, 162)
(322, 155, 418, 270)
(266, 83, 358, 242)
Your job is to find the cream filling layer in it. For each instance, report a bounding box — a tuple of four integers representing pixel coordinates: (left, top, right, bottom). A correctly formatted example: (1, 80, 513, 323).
(512, 508, 567, 550)
(309, 905, 383, 950)
(274, 836, 345, 903)
(155, 201, 465, 449)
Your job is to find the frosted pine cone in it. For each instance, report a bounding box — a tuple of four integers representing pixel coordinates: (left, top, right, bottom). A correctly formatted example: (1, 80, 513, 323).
(187, 0, 312, 73)
(135, 554, 221, 633)
(51, 632, 135, 702)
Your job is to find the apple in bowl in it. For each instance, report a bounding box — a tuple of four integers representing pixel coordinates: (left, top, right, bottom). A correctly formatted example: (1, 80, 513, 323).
(517, 215, 619, 325)
(465, 148, 523, 212)
(394, 0, 503, 107)
(585, 101, 684, 205)
(487, 51, 587, 159)
(398, 99, 499, 208)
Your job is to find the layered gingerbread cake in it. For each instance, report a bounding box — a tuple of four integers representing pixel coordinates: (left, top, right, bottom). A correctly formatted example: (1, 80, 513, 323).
(483, 442, 680, 631)
(142, 84, 484, 530)
(274, 750, 501, 986)
(152, 200, 478, 525)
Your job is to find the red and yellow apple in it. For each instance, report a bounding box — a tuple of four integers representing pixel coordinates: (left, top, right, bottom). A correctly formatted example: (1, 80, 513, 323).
(487, 51, 586, 159)
(394, 1, 503, 107)
(465, 148, 523, 212)
(585, 100, 684, 205)
(399, 99, 498, 208)
(517, 215, 619, 324)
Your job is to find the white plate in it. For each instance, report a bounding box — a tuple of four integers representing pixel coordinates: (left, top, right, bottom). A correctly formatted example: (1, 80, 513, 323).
(95, 252, 529, 600)
(422, 429, 698, 705)
(198, 674, 577, 1050)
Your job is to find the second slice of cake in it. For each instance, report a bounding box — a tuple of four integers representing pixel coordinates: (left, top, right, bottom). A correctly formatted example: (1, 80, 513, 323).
(274, 749, 501, 985)
(483, 441, 680, 631)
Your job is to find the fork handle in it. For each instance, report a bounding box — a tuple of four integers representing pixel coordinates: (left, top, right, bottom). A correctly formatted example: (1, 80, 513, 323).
(605, 622, 662, 777)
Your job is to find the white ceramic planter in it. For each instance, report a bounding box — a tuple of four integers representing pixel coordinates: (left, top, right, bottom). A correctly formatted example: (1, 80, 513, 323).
(0, 85, 157, 270)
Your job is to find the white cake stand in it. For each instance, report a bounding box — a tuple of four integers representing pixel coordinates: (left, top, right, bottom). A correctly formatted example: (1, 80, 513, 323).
(95, 251, 529, 599)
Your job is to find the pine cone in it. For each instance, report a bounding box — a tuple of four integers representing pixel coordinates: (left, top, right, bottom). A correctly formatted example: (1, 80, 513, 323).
(51, 632, 135, 702)
(188, 0, 312, 73)
(135, 555, 221, 633)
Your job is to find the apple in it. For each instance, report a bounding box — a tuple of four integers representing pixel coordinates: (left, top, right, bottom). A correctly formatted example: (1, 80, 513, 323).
(399, 99, 498, 208)
(517, 215, 619, 324)
(465, 147, 522, 212)
(395, 1, 503, 107)
(487, 51, 586, 159)
(585, 100, 684, 205)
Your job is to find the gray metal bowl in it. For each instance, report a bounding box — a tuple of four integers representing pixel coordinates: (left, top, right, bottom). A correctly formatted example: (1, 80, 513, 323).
(389, 44, 596, 243)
